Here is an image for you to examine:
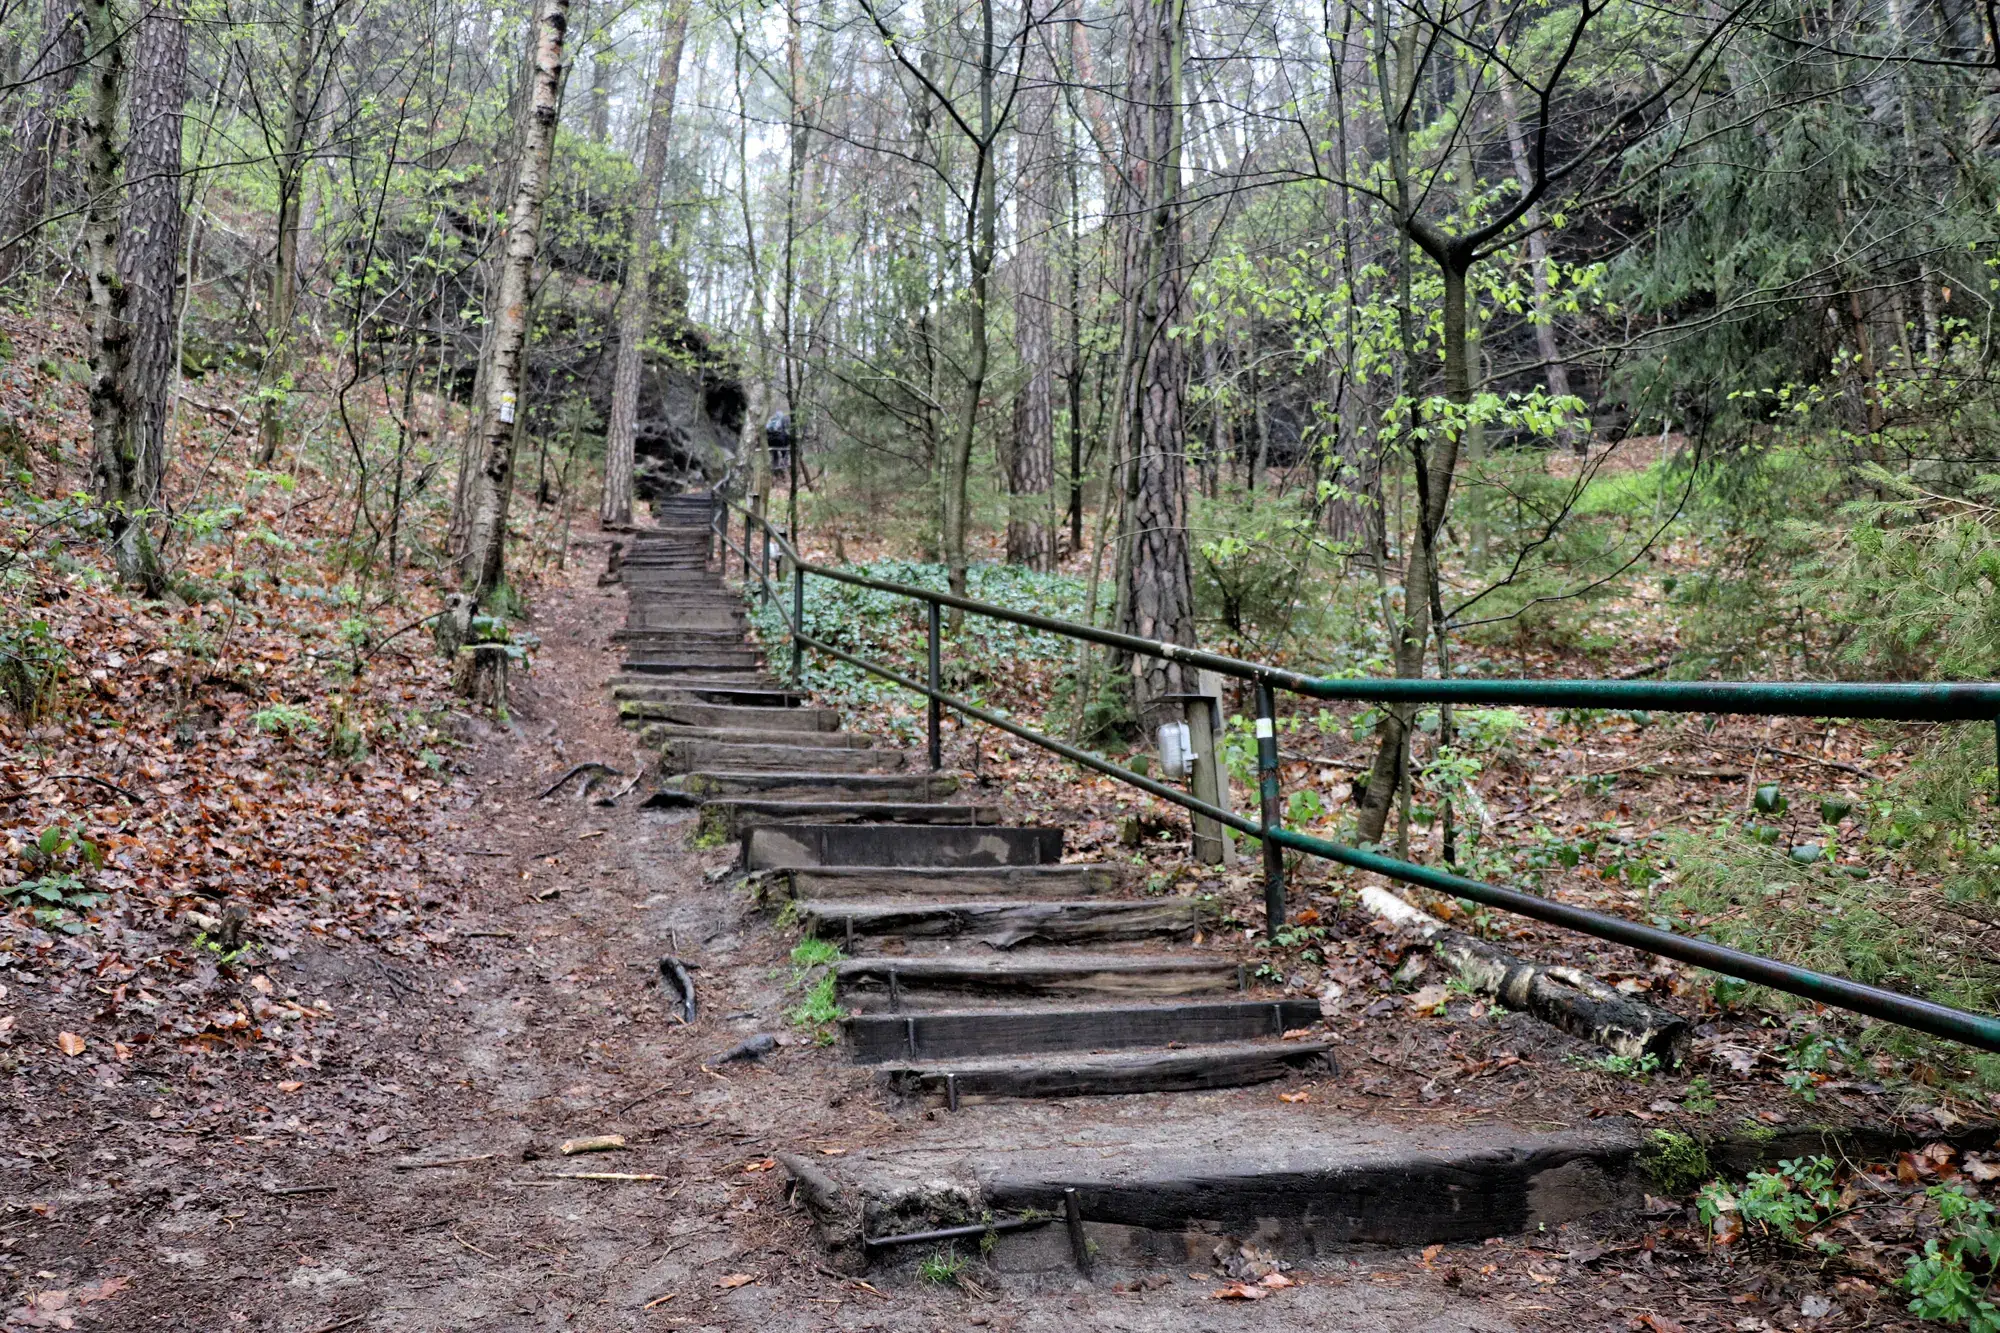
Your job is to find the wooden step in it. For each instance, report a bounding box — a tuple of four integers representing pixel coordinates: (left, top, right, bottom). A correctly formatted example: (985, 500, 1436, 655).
(744, 823, 1061, 870)
(613, 683, 809, 707)
(770, 864, 1136, 900)
(622, 701, 841, 731)
(627, 610, 749, 631)
(834, 953, 1243, 1007)
(780, 1112, 1643, 1267)
(698, 800, 1004, 840)
(802, 898, 1200, 948)
(621, 657, 765, 675)
(660, 741, 906, 775)
(675, 770, 957, 801)
(846, 997, 1323, 1061)
(883, 1038, 1335, 1102)
(640, 724, 873, 751)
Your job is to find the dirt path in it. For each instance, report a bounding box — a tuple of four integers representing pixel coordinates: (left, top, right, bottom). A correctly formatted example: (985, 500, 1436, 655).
(5, 557, 1535, 1332)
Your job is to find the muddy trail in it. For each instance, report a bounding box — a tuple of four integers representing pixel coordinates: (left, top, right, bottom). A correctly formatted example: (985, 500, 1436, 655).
(4, 499, 1958, 1332)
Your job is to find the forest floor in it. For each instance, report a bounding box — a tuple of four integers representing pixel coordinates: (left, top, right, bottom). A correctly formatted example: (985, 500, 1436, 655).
(2, 546, 1987, 1333)
(2, 305, 1994, 1331)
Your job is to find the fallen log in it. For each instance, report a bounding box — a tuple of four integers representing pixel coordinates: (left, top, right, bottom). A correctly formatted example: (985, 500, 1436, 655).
(1360, 885, 1690, 1069)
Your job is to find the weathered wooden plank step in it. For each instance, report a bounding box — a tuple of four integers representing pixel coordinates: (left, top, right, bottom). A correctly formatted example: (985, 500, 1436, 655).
(834, 953, 1243, 1006)
(674, 771, 955, 801)
(699, 800, 1004, 840)
(621, 657, 765, 675)
(640, 723, 874, 751)
(621, 701, 835, 730)
(768, 864, 1135, 900)
(779, 1112, 1642, 1268)
(614, 626, 750, 641)
(623, 701, 841, 732)
(616, 672, 781, 691)
(883, 1039, 1335, 1102)
(846, 997, 1323, 1061)
(744, 823, 1061, 870)
(613, 683, 808, 707)
(660, 741, 906, 775)
(803, 899, 1200, 948)
(626, 613, 750, 633)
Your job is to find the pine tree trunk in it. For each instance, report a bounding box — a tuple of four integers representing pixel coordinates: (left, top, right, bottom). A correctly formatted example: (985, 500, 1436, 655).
(461, 0, 573, 602)
(120, 0, 187, 513)
(600, 0, 690, 528)
(0, 0, 85, 283)
(1114, 0, 1196, 725)
(1005, 50, 1056, 571)
(82, 0, 157, 592)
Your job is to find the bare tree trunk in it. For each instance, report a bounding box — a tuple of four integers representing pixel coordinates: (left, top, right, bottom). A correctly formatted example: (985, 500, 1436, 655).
(1496, 71, 1575, 448)
(0, 0, 85, 283)
(460, 0, 573, 602)
(255, 0, 319, 465)
(600, 0, 690, 528)
(1006, 45, 1056, 571)
(936, 0, 999, 610)
(588, 48, 613, 144)
(1114, 0, 1196, 724)
(82, 0, 157, 592)
(120, 0, 187, 514)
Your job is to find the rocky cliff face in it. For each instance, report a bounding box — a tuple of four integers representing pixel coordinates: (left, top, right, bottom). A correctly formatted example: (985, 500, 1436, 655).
(629, 334, 744, 498)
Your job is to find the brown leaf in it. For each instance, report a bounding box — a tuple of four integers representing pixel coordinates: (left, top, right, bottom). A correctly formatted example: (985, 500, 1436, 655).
(716, 1273, 757, 1290)
(55, 1032, 85, 1057)
(1210, 1281, 1268, 1301)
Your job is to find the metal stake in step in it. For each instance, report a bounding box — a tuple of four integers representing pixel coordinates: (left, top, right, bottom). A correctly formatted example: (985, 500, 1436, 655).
(1255, 681, 1287, 934)
(791, 566, 806, 685)
(926, 601, 942, 772)
(1064, 1188, 1092, 1276)
(945, 1072, 959, 1112)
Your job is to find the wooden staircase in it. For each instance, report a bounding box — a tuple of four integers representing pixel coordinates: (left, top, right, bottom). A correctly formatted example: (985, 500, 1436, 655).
(610, 495, 1643, 1272)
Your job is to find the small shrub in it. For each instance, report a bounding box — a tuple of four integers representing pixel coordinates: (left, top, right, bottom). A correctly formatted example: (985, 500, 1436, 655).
(0, 616, 66, 720)
(252, 701, 319, 738)
(1697, 1156, 1843, 1253)
(1905, 1184, 2000, 1331)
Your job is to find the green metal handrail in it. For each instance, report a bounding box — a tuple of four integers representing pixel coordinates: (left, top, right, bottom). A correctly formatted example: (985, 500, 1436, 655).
(694, 493, 2000, 1055)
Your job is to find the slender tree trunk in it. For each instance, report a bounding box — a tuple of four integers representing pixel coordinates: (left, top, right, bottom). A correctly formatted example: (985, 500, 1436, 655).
(0, 0, 85, 283)
(1007, 47, 1057, 571)
(460, 0, 573, 602)
(600, 0, 690, 527)
(120, 0, 187, 514)
(938, 0, 998, 608)
(589, 49, 613, 144)
(1114, 0, 1196, 724)
(1355, 256, 1469, 844)
(1497, 72, 1575, 449)
(82, 0, 157, 592)
(255, 0, 318, 465)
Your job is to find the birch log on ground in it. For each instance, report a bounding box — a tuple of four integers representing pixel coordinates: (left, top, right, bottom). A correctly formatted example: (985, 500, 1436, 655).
(461, 0, 573, 602)
(1360, 885, 1691, 1068)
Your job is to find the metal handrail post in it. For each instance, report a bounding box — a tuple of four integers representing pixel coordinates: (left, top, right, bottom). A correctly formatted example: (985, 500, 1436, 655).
(1255, 682, 1285, 933)
(927, 601, 943, 771)
(760, 522, 772, 603)
(792, 566, 806, 686)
